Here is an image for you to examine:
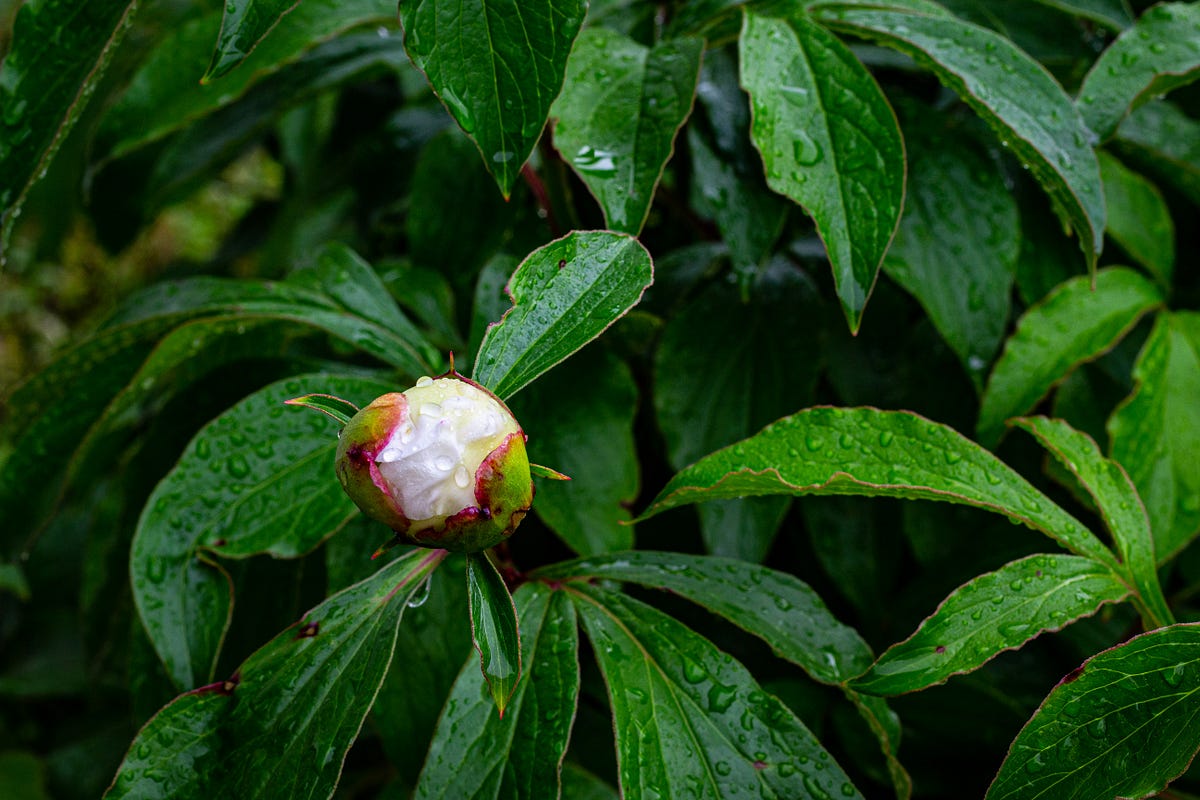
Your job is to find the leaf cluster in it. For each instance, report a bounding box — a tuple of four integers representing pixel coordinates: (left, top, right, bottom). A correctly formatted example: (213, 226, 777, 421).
(2, 1, 1200, 799)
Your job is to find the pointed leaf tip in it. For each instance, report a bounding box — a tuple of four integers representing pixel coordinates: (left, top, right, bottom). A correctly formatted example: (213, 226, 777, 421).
(284, 393, 360, 426)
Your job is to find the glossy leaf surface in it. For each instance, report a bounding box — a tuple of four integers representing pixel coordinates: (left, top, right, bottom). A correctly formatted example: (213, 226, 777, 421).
(0, 0, 136, 247)
(570, 583, 865, 799)
(416, 585, 580, 799)
(1077, 2, 1200, 141)
(852, 554, 1129, 695)
(283, 394, 359, 426)
(537, 550, 874, 685)
(96, 0, 392, 160)
(107, 548, 446, 798)
(815, 4, 1106, 273)
(977, 268, 1162, 448)
(1114, 100, 1200, 205)
(1030, 0, 1131, 29)
(511, 346, 639, 556)
(1108, 312, 1200, 562)
(654, 266, 820, 562)
(883, 114, 1019, 387)
(1098, 151, 1174, 286)
(205, 0, 300, 80)
(467, 552, 522, 716)
(640, 406, 1115, 566)
(473, 231, 653, 400)
(987, 624, 1200, 800)
(690, 48, 789, 280)
(741, 7, 905, 331)
(132, 374, 392, 689)
(551, 28, 702, 233)
(398, 0, 587, 196)
(1014, 416, 1171, 627)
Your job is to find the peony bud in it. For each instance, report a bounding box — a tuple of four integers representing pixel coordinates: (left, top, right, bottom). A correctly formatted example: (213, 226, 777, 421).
(335, 371, 533, 553)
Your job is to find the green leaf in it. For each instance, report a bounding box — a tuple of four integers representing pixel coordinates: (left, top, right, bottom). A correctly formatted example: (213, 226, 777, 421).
(1028, 0, 1132, 30)
(205, 0, 301, 81)
(1098, 151, 1174, 287)
(654, 265, 821, 562)
(1077, 2, 1200, 142)
(373, 559, 473, 787)
(106, 547, 447, 799)
(0, 562, 31, 601)
(691, 104, 792, 283)
(416, 584, 580, 799)
(283, 394, 359, 426)
(977, 267, 1162, 448)
(851, 554, 1130, 696)
(0, 0, 138, 249)
(472, 231, 653, 400)
(407, 129, 515, 284)
(843, 691, 911, 799)
(510, 346, 638, 556)
(986, 623, 1200, 800)
(570, 582, 865, 799)
(1013, 416, 1172, 627)
(466, 552, 522, 716)
(0, 242, 435, 554)
(688, 49, 789, 280)
(536, 550, 874, 685)
(398, 0, 587, 197)
(0, 751, 49, 800)
(1114, 100, 1200, 205)
(96, 0, 391, 161)
(740, 7, 905, 332)
(132, 373, 393, 689)
(814, 4, 1106, 275)
(1109, 312, 1200, 562)
(639, 406, 1116, 566)
(883, 113, 1020, 387)
(145, 32, 410, 214)
(550, 28, 703, 234)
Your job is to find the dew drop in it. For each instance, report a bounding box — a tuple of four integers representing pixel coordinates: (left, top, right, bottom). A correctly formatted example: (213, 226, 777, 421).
(454, 465, 471, 488)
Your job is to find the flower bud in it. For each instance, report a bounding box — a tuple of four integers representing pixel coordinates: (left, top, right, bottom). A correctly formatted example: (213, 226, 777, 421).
(335, 372, 533, 552)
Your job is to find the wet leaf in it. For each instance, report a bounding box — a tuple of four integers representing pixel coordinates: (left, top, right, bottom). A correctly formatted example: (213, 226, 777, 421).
(511, 346, 639, 556)
(398, 0, 587, 196)
(1098, 151, 1174, 286)
(570, 582, 865, 799)
(466, 552, 522, 716)
(741, 7, 905, 332)
(1014, 416, 1171, 627)
(0, 0, 138, 248)
(1108, 312, 1200, 562)
(883, 114, 1019, 388)
(654, 265, 821, 562)
(205, 0, 301, 81)
(132, 374, 393, 689)
(96, 0, 393, 160)
(852, 554, 1129, 695)
(815, 3, 1106, 275)
(986, 623, 1200, 800)
(416, 584, 579, 799)
(472, 231, 653, 400)
(536, 550, 874, 684)
(977, 267, 1162, 448)
(639, 406, 1116, 566)
(106, 548, 447, 799)
(551, 28, 703, 233)
(1114, 100, 1200, 205)
(1077, 2, 1200, 141)
(1028, 0, 1131, 29)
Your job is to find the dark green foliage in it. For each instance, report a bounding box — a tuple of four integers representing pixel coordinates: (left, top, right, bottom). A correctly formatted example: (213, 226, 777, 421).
(2, 1, 1200, 798)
